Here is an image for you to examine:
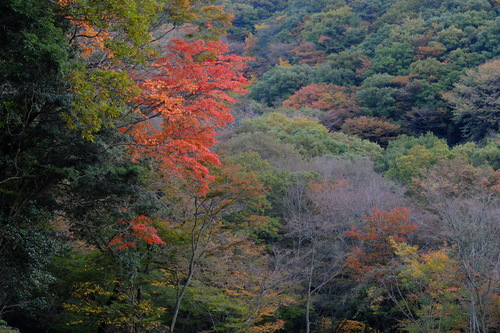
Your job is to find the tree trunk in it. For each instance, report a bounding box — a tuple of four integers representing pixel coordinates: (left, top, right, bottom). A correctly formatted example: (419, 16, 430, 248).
(171, 200, 211, 333)
(170, 258, 196, 333)
(305, 248, 315, 333)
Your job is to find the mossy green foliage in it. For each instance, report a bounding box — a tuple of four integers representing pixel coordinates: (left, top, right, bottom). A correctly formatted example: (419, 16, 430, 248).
(232, 112, 382, 159)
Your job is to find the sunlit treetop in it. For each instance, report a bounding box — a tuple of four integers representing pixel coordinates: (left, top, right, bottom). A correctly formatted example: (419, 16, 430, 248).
(58, 0, 234, 139)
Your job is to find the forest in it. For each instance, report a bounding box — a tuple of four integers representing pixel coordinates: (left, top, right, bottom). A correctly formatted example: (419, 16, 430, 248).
(0, 0, 499, 332)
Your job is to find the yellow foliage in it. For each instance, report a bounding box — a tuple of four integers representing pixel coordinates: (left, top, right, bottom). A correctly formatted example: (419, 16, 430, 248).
(249, 319, 285, 332)
(258, 305, 277, 317)
(337, 319, 373, 333)
(279, 57, 292, 67)
(255, 23, 270, 30)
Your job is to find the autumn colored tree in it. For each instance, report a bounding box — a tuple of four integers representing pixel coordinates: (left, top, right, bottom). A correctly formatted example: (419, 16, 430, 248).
(336, 207, 422, 331)
(341, 116, 401, 147)
(289, 42, 328, 65)
(59, 0, 233, 139)
(59, 26, 252, 332)
(0, 0, 251, 330)
(61, 260, 168, 332)
(54, 156, 269, 333)
(124, 39, 250, 192)
(4, 0, 500, 331)
(108, 215, 165, 251)
(345, 207, 419, 278)
(175, 232, 293, 332)
(283, 83, 335, 111)
(278, 158, 413, 332)
(409, 157, 500, 333)
(152, 159, 267, 332)
(414, 44, 446, 60)
(384, 242, 467, 332)
(282, 83, 361, 130)
(51, 156, 171, 332)
(330, 319, 377, 333)
(56, 0, 160, 139)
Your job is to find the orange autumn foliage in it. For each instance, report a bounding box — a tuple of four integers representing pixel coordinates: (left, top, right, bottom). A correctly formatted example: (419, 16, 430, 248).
(282, 83, 360, 130)
(290, 42, 327, 65)
(414, 45, 445, 59)
(490, 169, 500, 194)
(345, 207, 419, 278)
(283, 83, 357, 112)
(124, 39, 251, 192)
(340, 116, 401, 146)
(109, 215, 165, 250)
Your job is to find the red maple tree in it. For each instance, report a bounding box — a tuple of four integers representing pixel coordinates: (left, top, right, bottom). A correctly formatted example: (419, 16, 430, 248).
(109, 215, 166, 250)
(122, 39, 251, 192)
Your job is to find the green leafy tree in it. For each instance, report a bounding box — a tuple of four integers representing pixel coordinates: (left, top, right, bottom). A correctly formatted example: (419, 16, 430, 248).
(451, 135, 500, 169)
(301, 6, 367, 53)
(356, 87, 398, 118)
(233, 112, 382, 159)
(349, 0, 396, 22)
(0, 1, 73, 327)
(371, 42, 415, 75)
(376, 133, 450, 171)
(409, 58, 444, 80)
(472, 16, 500, 57)
(385, 142, 453, 185)
(443, 59, 500, 141)
(249, 65, 316, 106)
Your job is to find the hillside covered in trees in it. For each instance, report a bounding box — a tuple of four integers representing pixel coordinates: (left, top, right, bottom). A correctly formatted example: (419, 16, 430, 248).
(0, 0, 499, 332)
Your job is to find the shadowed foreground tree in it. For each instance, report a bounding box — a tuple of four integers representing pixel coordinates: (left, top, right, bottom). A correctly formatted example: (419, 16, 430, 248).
(0, 0, 252, 331)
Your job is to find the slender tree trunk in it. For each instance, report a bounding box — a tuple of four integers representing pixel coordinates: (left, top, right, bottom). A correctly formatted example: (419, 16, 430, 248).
(305, 247, 315, 333)
(170, 255, 197, 333)
(171, 198, 212, 333)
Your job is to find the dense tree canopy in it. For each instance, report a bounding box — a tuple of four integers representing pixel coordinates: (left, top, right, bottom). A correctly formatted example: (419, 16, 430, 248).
(1, 0, 499, 331)
(443, 59, 500, 141)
